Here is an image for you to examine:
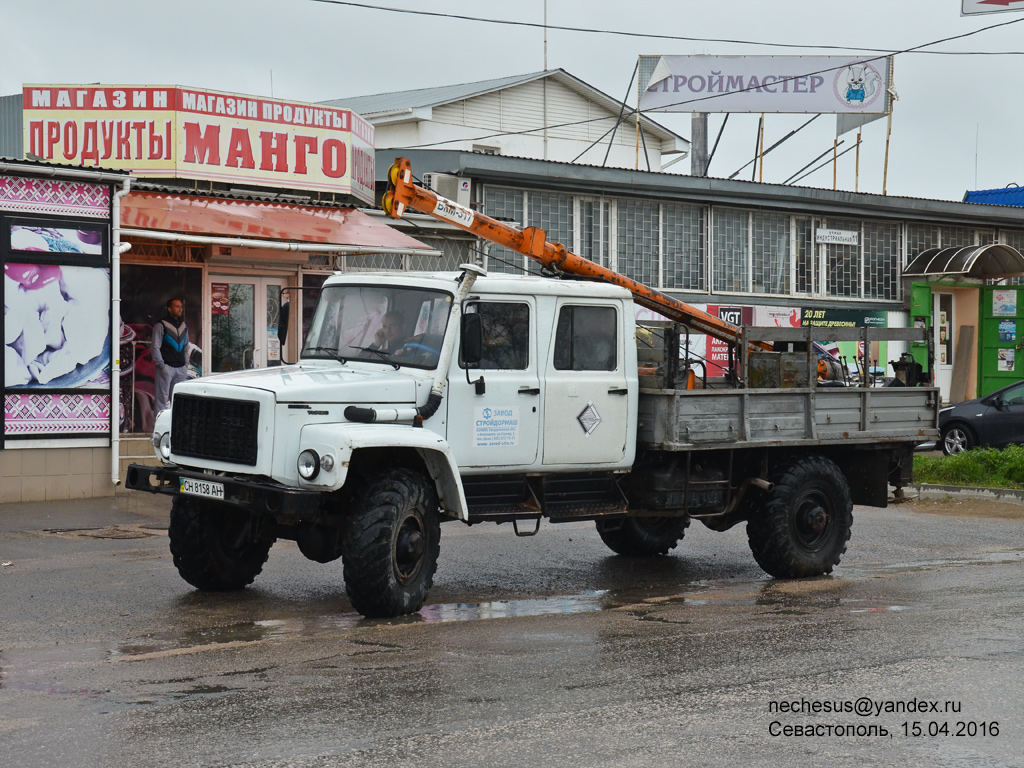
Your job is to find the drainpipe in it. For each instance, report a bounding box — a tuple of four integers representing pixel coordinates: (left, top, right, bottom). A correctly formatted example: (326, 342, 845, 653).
(111, 178, 133, 486)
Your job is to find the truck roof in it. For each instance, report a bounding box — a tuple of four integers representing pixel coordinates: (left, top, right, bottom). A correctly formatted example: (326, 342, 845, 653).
(322, 270, 633, 300)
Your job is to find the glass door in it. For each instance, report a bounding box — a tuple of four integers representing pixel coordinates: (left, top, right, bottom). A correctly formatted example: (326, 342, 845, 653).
(933, 291, 954, 400)
(209, 276, 287, 373)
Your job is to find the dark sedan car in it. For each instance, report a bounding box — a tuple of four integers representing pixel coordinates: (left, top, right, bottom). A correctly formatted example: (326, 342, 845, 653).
(939, 380, 1024, 455)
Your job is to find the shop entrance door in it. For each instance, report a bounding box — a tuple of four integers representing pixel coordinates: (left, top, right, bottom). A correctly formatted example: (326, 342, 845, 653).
(209, 276, 287, 373)
(933, 291, 954, 400)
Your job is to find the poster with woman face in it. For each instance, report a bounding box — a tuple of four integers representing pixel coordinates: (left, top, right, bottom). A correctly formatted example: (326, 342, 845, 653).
(4, 263, 111, 388)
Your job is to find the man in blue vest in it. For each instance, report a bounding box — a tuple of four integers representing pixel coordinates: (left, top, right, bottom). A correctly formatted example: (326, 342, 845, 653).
(152, 297, 189, 413)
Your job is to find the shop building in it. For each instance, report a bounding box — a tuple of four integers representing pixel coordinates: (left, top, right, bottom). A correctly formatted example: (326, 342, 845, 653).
(1, 159, 131, 502)
(2, 84, 435, 500)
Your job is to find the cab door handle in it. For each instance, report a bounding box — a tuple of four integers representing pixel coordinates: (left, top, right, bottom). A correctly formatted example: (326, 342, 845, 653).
(608, 387, 628, 395)
(518, 387, 540, 395)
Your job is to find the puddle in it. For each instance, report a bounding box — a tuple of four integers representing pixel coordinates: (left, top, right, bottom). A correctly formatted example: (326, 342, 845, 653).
(41, 525, 160, 540)
(855, 549, 1024, 575)
(418, 591, 611, 623)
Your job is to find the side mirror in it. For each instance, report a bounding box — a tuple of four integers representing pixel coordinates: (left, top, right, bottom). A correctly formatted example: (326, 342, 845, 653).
(279, 299, 290, 347)
(461, 312, 483, 364)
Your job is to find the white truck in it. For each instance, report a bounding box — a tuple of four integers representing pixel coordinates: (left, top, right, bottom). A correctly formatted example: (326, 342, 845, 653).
(126, 160, 939, 618)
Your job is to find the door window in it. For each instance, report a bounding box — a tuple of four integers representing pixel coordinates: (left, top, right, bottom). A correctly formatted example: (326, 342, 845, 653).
(209, 276, 286, 373)
(462, 302, 530, 370)
(553, 305, 617, 371)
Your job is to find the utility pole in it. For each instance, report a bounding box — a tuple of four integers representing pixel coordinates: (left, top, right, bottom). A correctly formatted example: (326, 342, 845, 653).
(691, 113, 709, 177)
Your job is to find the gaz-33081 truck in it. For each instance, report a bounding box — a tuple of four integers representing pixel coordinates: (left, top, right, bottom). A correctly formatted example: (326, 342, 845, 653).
(126, 159, 940, 618)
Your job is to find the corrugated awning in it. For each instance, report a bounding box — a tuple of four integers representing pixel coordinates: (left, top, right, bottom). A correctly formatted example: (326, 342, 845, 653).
(903, 244, 1024, 279)
(120, 191, 437, 255)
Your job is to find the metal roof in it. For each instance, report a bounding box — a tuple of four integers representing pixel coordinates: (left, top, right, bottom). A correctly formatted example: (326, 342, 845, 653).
(963, 186, 1024, 207)
(320, 69, 687, 146)
(380, 149, 1024, 229)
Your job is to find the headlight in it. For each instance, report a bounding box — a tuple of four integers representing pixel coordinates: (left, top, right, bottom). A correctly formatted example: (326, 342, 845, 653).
(297, 449, 320, 480)
(158, 433, 171, 460)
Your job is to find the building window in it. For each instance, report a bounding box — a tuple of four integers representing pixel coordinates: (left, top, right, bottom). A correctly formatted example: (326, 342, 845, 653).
(579, 197, 609, 268)
(482, 186, 524, 274)
(712, 208, 749, 293)
(906, 223, 939, 262)
(752, 211, 790, 295)
(863, 221, 900, 300)
(663, 202, 705, 291)
(794, 216, 815, 295)
(617, 199, 660, 287)
(407, 236, 475, 272)
(823, 217, 861, 298)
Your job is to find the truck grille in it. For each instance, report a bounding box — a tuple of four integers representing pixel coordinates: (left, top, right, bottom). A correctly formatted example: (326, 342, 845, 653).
(171, 394, 260, 466)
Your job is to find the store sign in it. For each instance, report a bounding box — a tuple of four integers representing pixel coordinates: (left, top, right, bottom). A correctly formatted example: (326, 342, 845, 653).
(22, 85, 375, 204)
(815, 228, 859, 246)
(640, 56, 891, 114)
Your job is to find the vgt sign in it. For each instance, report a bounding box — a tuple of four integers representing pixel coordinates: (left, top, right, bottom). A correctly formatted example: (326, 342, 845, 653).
(23, 85, 375, 204)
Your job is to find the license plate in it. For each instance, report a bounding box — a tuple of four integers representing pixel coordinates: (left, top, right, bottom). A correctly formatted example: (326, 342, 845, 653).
(179, 477, 225, 500)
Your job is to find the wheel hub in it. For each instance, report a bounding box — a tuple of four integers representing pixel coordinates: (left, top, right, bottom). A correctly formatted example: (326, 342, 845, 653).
(394, 518, 425, 581)
(802, 505, 828, 535)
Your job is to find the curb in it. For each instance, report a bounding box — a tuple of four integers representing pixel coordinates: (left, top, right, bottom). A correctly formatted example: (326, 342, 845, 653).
(911, 483, 1024, 506)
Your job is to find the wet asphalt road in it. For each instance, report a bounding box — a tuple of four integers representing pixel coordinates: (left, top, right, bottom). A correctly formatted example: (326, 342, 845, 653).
(2, 494, 1024, 767)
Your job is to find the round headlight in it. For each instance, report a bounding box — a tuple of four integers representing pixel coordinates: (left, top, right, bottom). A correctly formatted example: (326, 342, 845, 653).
(158, 433, 172, 459)
(297, 449, 320, 480)
(320, 453, 335, 472)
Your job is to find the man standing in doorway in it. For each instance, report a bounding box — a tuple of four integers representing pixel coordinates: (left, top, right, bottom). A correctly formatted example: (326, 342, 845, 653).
(152, 297, 189, 413)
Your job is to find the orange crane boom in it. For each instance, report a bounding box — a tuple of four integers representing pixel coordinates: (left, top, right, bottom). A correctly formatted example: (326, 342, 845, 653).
(383, 157, 771, 350)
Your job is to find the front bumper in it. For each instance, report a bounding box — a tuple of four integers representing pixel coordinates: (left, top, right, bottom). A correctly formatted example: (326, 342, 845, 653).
(124, 463, 324, 520)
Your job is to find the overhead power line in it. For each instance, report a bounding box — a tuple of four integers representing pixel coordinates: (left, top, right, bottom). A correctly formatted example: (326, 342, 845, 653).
(309, 1, 1024, 56)
(377, 14, 1024, 153)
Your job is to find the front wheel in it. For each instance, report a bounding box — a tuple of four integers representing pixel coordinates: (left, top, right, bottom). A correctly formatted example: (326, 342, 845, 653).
(596, 516, 689, 557)
(342, 469, 440, 618)
(746, 455, 852, 578)
(941, 423, 975, 455)
(168, 496, 275, 590)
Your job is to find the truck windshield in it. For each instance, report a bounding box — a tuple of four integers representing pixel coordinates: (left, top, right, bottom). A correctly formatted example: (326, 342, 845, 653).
(301, 284, 453, 369)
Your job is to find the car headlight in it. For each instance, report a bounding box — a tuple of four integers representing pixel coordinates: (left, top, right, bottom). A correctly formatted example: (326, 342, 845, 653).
(297, 449, 320, 480)
(151, 431, 171, 459)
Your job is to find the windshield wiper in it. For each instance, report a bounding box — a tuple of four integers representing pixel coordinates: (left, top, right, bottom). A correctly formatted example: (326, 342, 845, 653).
(304, 346, 347, 363)
(350, 346, 401, 370)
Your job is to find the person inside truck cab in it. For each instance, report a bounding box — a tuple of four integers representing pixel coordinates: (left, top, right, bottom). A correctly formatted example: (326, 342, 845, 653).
(370, 310, 411, 352)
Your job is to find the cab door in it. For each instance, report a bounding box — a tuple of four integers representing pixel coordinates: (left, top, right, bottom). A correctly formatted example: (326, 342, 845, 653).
(446, 299, 541, 468)
(542, 302, 630, 466)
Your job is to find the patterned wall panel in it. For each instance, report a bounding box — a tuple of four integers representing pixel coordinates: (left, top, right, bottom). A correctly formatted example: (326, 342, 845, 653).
(0, 176, 110, 218)
(4, 393, 111, 436)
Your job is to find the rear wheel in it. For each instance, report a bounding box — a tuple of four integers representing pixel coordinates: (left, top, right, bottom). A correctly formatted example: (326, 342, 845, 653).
(168, 496, 274, 590)
(342, 469, 440, 618)
(941, 423, 975, 455)
(596, 516, 689, 557)
(746, 455, 852, 578)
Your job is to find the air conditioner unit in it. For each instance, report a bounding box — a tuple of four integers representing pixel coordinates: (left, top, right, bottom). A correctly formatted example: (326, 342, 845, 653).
(422, 173, 471, 207)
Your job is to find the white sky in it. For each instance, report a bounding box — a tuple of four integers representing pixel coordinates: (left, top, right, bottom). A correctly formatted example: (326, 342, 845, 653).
(2, 0, 1022, 201)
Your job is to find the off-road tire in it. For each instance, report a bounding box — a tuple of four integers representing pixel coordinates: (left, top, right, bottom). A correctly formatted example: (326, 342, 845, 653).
(941, 422, 975, 456)
(168, 496, 274, 590)
(746, 455, 852, 578)
(342, 469, 440, 618)
(596, 516, 690, 557)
